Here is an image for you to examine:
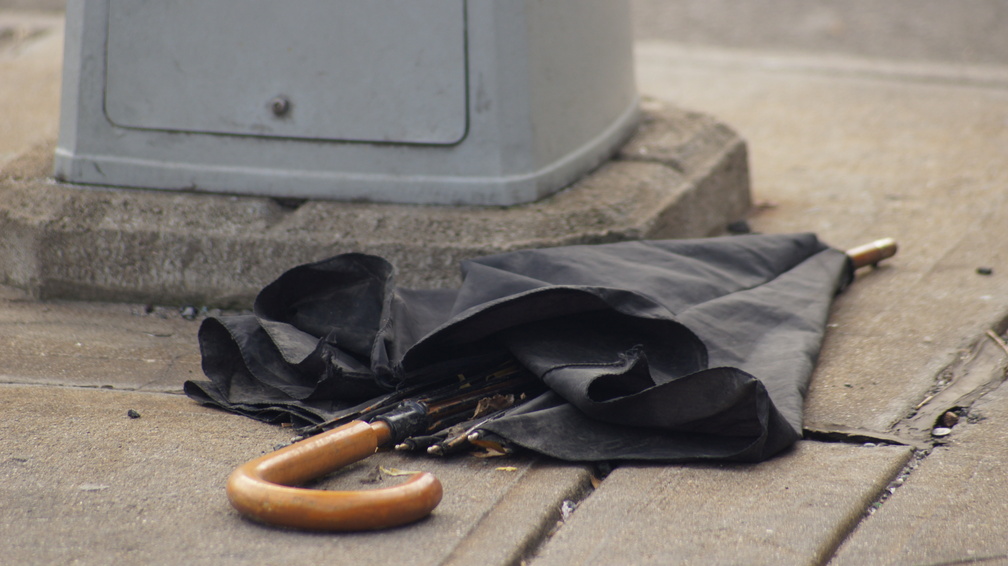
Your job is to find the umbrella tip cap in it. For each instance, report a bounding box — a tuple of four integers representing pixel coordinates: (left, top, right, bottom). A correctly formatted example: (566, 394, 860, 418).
(847, 238, 898, 269)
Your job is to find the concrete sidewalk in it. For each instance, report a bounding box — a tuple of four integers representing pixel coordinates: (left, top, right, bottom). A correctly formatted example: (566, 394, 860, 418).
(3, 3, 1008, 565)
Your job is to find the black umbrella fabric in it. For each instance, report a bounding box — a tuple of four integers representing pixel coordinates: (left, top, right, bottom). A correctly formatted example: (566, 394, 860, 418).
(185, 233, 851, 463)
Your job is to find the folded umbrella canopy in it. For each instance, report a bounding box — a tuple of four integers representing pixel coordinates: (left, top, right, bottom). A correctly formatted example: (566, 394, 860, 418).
(184, 233, 894, 529)
(185, 232, 895, 527)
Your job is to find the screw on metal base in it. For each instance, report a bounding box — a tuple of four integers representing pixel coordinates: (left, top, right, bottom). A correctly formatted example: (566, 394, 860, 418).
(270, 96, 290, 117)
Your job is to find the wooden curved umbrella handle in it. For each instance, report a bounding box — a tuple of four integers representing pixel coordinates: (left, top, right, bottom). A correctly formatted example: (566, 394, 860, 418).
(226, 420, 443, 531)
(847, 238, 898, 269)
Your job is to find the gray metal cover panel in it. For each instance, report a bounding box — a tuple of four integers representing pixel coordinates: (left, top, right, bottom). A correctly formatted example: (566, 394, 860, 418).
(103, 0, 468, 145)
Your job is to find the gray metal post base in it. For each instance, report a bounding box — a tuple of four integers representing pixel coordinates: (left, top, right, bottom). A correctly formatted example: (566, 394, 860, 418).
(1, 101, 750, 308)
(54, 0, 639, 206)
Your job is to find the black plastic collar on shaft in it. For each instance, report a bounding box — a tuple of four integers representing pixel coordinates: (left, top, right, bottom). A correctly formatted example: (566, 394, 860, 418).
(374, 401, 428, 444)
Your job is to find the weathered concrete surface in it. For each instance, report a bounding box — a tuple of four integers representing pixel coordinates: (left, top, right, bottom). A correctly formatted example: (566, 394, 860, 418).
(0, 384, 592, 566)
(0, 19, 750, 308)
(831, 379, 1008, 565)
(635, 41, 1008, 439)
(530, 442, 912, 566)
(0, 12, 61, 166)
(0, 284, 202, 391)
(633, 0, 1008, 67)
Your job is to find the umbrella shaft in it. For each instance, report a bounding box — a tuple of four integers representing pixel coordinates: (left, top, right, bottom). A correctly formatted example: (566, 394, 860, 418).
(425, 375, 535, 414)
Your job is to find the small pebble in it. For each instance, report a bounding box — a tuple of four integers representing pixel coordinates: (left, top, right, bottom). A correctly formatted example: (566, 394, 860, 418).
(127, 409, 141, 419)
(560, 500, 577, 521)
(941, 411, 960, 428)
(180, 306, 199, 320)
(977, 267, 994, 276)
(932, 427, 952, 437)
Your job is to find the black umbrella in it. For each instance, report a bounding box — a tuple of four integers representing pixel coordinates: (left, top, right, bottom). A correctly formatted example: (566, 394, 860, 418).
(185, 233, 895, 529)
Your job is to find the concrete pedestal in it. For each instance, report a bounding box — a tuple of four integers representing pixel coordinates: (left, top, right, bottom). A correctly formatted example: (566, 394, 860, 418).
(0, 101, 750, 307)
